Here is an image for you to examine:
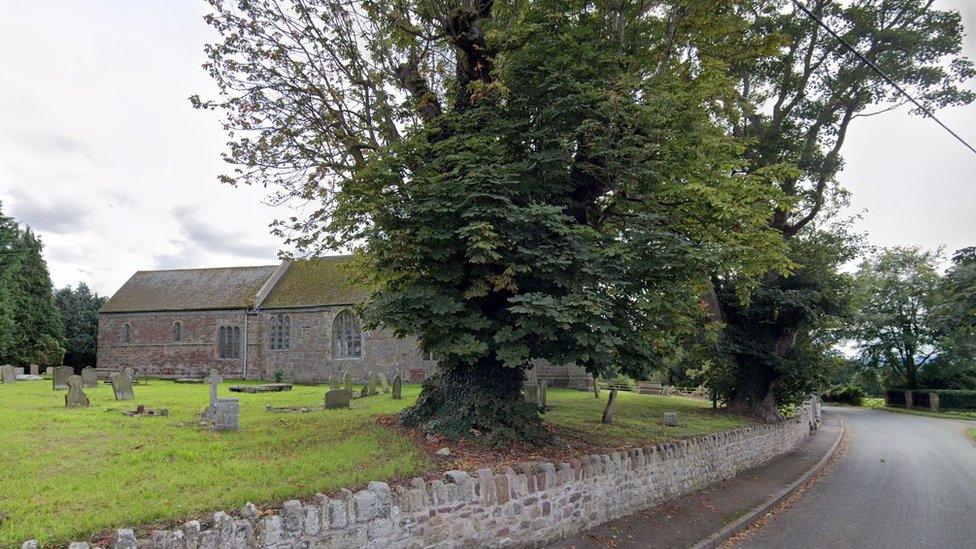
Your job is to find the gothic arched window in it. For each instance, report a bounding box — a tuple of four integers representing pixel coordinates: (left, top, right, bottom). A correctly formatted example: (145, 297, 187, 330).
(269, 314, 291, 350)
(122, 323, 132, 344)
(173, 321, 182, 342)
(333, 310, 362, 358)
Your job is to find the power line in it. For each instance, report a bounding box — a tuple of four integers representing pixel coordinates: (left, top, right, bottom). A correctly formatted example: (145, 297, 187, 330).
(792, 0, 976, 157)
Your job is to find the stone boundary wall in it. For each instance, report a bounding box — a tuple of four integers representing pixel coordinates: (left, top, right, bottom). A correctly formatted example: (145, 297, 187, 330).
(29, 410, 810, 549)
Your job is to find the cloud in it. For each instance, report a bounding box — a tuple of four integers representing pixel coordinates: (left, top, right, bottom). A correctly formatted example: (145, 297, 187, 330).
(5, 189, 92, 235)
(4, 129, 93, 159)
(153, 206, 279, 269)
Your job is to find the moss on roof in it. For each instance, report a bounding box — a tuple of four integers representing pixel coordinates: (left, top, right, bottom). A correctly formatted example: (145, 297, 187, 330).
(260, 256, 368, 309)
(101, 265, 280, 313)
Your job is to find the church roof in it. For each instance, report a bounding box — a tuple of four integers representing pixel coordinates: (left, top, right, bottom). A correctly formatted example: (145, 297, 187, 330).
(101, 256, 367, 313)
(259, 255, 368, 309)
(101, 265, 281, 313)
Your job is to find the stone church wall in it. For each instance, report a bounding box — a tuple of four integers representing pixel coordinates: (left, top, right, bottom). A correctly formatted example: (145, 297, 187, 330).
(40, 410, 812, 549)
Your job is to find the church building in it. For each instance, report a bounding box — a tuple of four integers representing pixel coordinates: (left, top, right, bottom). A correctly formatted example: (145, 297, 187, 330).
(98, 255, 592, 386)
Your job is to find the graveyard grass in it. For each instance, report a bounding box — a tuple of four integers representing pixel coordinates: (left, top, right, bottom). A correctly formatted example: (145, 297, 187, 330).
(0, 381, 746, 546)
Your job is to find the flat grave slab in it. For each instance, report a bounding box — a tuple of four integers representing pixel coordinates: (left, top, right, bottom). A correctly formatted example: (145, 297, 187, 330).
(229, 383, 292, 394)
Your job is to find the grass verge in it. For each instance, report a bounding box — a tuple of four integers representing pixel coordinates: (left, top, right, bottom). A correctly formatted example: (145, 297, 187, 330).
(863, 397, 976, 420)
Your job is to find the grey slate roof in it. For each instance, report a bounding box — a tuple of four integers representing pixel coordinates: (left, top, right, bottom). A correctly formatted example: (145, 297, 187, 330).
(101, 256, 368, 313)
(101, 265, 280, 313)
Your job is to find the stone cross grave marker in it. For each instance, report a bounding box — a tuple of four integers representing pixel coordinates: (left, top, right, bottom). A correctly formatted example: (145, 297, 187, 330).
(324, 389, 352, 409)
(592, 375, 601, 399)
(343, 372, 352, 393)
(379, 372, 390, 394)
(368, 371, 380, 396)
(81, 367, 98, 388)
(601, 388, 618, 425)
(52, 366, 73, 390)
(65, 376, 90, 408)
(110, 372, 135, 401)
(1, 365, 16, 384)
(391, 375, 402, 400)
(206, 370, 223, 415)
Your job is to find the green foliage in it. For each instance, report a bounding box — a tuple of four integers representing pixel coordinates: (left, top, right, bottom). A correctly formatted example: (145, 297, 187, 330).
(850, 247, 942, 388)
(273, 368, 285, 383)
(0, 203, 64, 366)
(822, 384, 865, 406)
(927, 247, 976, 387)
(931, 390, 976, 411)
(55, 283, 106, 368)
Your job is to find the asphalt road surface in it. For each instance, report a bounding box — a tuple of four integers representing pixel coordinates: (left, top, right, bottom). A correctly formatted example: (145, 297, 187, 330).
(735, 407, 976, 548)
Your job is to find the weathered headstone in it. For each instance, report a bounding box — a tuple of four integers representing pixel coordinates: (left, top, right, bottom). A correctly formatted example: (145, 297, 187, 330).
(601, 388, 618, 425)
(538, 379, 548, 409)
(110, 372, 135, 401)
(65, 376, 90, 408)
(367, 371, 379, 396)
(524, 384, 538, 404)
(124, 367, 135, 384)
(13, 367, 23, 376)
(343, 372, 352, 393)
(211, 399, 240, 432)
(325, 389, 352, 409)
(52, 366, 73, 390)
(1, 365, 16, 384)
(379, 373, 390, 394)
(663, 411, 678, 426)
(391, 375, 402, 400)
(592, 375, 601, 399)
(28, 364, 39, 376)
(81, 367, 98, 388)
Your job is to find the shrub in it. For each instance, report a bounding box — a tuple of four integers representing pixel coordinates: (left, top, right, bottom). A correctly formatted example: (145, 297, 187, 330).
(823, 384, 865, 406)
(932, 390, 976, 411)
(273, 368, 285, 383)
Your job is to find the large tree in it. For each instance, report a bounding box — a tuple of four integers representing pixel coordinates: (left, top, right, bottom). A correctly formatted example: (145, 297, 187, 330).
(924, 246, 976, 388)
(711, 0, 974, 417)
(196, 0, 790, 441)
(55, 283, 106, 369)
(850, 247, 941, 389)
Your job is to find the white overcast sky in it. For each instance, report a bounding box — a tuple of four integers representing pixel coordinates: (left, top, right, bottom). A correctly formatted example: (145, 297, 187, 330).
(0, 1, 974, 297)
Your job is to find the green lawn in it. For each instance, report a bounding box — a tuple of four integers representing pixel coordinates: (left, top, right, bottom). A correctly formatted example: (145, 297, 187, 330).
(0, 380, 746, 546)
(544, 388, 752, 449)
(863, 397, 976, 421)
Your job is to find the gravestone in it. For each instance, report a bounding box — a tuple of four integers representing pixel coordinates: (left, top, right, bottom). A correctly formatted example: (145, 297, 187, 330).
(538, 379, 548, 409)
(592, 375, 601, 399)
(367, 371, 378, 396)
(601, 388, 618, 425)
(65, 376, 90, 408)
(28, 364, 39, 376)
(325, 389, 352, 409)
(211, 399, 240, 432)
(124, 367, 135, 384)
(359, 384, 368, 399)
(13, 367, 23, 376)
(391, 375, 402, 400)
(330, 374, 341, 391)
(110, 372, 135, 401)
(663, 411, 678, 426)
(52, 366, 73, 390)
(343, 372, 352, 393)
(524, 384, 538, 404)
(1, 365, 16, 384)
(81, 367, 98, 388)
(204, 370, 223, 417)
(379, 373, 390, 394)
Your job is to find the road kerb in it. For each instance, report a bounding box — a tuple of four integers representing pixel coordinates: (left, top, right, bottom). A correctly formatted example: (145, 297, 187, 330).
(690, 416, 847, 549)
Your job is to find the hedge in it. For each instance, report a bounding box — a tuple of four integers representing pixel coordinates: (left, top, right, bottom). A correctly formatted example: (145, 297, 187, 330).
(933, 390, 976, 411)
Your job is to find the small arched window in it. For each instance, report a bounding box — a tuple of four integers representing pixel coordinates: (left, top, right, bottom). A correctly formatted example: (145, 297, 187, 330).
(333, 310, 362, 358)
(269, 314, 291, 350)
(173, 321, 183, 342)
(122, 323, 131, 344)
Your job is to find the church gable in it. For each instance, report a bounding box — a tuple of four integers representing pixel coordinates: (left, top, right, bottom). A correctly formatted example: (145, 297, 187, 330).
(258, 256, 368, 309)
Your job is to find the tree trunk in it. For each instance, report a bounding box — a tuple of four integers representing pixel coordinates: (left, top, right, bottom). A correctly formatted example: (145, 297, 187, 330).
(400, 357, 550, 445)
(732, 380, 784, 422)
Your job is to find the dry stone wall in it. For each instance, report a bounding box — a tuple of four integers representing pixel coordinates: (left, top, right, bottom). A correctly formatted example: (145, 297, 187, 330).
(31, 409, 811, 549)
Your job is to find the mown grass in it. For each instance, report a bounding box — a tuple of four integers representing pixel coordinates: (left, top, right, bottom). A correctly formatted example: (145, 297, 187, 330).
(0, 381, 747, 546)
(545, 388, 752, 449)
(0, 379, 427, 547)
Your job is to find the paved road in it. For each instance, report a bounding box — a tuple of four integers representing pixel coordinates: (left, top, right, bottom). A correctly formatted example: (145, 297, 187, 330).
(736, 407, 976, 548)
